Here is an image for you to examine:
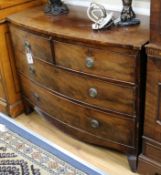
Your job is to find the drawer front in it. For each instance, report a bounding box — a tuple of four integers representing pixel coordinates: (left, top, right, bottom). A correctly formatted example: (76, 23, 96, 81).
(143, 140, 161, 163)
(16, 51, 136, 116)
(20, 75, 135, 147)
(138, 155, 161, 175)
(10, 25, 53, 63)
(54, 41, 136, 83)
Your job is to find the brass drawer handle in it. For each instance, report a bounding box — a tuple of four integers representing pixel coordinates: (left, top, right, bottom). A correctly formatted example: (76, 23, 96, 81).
(29, 66, 36, 75)
(32, 92, 40, 101)
(90, 119, 100, 128)
(85, 57, 94, 68)
(89, 88, 97, 98)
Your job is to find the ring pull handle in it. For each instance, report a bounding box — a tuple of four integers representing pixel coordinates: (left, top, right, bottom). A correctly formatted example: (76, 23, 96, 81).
(90, 119, 100, 128)
(89, 88, 97, 98)
(85, 57, 94, 68)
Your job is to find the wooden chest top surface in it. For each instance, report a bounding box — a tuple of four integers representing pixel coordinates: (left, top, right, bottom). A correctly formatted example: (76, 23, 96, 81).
(0, 0, 34, 10)
(7, 5, 149, 49)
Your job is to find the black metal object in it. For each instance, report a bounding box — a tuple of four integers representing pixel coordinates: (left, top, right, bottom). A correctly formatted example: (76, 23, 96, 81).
(44, 0, 69, 16)
(119, 0, 140, 26)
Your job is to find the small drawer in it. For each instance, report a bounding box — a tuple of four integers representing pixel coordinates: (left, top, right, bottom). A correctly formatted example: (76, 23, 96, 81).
(20, 75, 135, 147)
(9, 25, 53, 63)
(15, 51, 136, 116)
(54, 41, 136, 83)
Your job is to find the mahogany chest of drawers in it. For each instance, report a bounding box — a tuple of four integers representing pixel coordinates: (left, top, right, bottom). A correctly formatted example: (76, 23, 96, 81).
(138, 45, 161, 175)
(7, 6, 149, 171)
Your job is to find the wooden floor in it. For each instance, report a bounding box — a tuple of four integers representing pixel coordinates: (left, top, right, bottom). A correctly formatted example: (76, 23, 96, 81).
(15, 112, 139, 175)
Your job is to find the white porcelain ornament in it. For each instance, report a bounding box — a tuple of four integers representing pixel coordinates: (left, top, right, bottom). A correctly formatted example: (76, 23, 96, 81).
(87, 2, 114, 30)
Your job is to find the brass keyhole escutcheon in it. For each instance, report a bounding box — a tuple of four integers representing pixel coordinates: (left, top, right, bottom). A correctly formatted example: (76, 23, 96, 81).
(90, 119, 100, 128)
(89, 88, 97, 98)
(85, 57, 94, 68)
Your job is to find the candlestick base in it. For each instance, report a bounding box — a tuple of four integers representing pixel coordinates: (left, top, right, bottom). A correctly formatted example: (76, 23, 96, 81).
(118, 18, 140, 26)
(44, 0, 69, 16)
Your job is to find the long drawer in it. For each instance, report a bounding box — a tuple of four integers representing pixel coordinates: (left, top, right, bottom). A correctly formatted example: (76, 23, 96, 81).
(16, 51, 136, 116)
(20, 75, 136, 147)
(54, 41, 137, 83)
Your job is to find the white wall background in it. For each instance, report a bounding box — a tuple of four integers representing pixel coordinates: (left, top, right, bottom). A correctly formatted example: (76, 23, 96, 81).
(64, 0, 150, 15)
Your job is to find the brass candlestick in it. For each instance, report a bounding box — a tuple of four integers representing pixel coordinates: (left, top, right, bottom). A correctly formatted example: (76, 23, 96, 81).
(44, 0, 69, 16)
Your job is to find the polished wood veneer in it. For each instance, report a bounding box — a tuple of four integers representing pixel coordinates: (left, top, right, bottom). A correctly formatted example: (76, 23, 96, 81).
(138, 45, 161, 175)
(137, 1, 161, 174)
(54, 41, 137, 83)
(8, 5, 149, 172)
(20, 75, 136, 149)
(150, 0, 161, 45)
